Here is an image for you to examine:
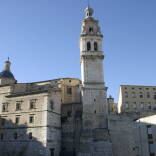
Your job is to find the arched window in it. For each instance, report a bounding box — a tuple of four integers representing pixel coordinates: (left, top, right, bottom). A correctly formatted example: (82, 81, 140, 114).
(89, 27, 93, 33)
(94, 42, 98, 51)
(87, 42, 91, 51)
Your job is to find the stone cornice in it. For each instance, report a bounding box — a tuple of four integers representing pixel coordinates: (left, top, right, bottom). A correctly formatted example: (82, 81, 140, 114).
(81, 55, 104, 60)
(5, 90, 49, 98)
(80, 34, 103, 38)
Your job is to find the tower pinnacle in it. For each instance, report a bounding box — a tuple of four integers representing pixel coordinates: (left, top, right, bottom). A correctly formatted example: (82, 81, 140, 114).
(85, 6, 94, 17)
(4, 59, 11, 71)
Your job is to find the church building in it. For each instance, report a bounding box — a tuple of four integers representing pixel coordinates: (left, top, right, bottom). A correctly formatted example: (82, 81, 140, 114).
(0, 5, 156, 156)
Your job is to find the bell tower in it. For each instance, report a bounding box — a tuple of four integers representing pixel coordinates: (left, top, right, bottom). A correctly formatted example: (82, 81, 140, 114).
(80, 6, 108, 129)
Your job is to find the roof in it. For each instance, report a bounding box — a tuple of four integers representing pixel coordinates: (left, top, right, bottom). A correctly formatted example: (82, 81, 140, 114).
(0, 70, 15, 79)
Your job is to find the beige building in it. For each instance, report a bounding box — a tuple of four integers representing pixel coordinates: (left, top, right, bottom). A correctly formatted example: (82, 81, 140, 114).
(114, 85, 156, 156)
(0, 59, 81, 156)
(118, 85, 156, 113)
(1, 5, 156, 156)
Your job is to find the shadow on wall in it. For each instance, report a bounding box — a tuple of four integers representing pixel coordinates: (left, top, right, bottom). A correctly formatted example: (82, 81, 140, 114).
(0, 117, 49, 156)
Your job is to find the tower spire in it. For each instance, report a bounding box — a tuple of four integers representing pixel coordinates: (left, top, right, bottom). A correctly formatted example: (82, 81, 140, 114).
(4, 59, 11, 71)
(87, 0, 90, 7)
(85, 2, 94, 17)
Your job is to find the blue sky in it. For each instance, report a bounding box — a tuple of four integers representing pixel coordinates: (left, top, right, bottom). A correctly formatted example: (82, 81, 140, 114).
(0, 0, 156, 101)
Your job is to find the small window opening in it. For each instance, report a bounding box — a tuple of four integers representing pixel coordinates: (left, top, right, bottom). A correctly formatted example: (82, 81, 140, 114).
(29, 132, 32, 140)
(50, 148, 55, 156)
(0, 133, 4, 140)
(15, 116, 20, 124)
(67, 88, 72, 95)
(50, 100, 54, 110)
(89, 27, 93, 33)
(30, 99, 36, 109)
(87, 42, 91, 51)
(2, 103, 8, 112)
(94, 42, 98, 51)
(16, 102, 21, 111)
(14, 132, 18, 140)
(67, 111, 72, 117)
(1, 119, 5, 126)
(29, 116, 34, 124)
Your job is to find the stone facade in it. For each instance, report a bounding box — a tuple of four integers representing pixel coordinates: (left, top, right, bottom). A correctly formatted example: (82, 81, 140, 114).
(118, 85, 156, 113)
(0, 5, 155, 156)
(0, 78, 81, 156)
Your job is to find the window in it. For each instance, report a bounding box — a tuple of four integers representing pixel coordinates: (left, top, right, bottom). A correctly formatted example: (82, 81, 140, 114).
(123, 103, 128, 109)
(141, 102, 144, 109)
(14, 132, 18, 140)
(153, 94, 156, 100)
(1, 118, 5, 126)
(147, 92, 150, 98)
(67, 111, 72, 117)
(94, 42, 98, 51)
(67, 88, 72, 95)
(149, 144, 155, 155)
(2, 103, 8, 112)
(87, 42, 91, 51)
(149, 140, 154, 144)
(16, 102, 22, 111)
(147, 126, 152, 134)
(125, 92, 128, 98)
(50, 100, 54, 110)
(147, 125, 151, 128)
(50, 148, 55, 156)
(29, 132, 32, 140)
(29, 99, 36, 109)
(133, 102, 137, 108)
(29, 115, 34, 124)
(140, 92, 143, 98)
(132, 92, 136, 98)
(132, 87, 135, 90)
(15, 116, 20, 124)
(89, 27, 93, 33)
(0, 133, 4, 140)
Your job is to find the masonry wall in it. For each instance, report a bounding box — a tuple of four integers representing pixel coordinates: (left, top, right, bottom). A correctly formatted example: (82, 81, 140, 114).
(109, 113, 156, 156)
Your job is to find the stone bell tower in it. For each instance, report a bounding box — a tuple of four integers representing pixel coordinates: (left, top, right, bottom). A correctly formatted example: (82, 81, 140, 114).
(80, 6, 108, 129)
(78, 6, 113, 156)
